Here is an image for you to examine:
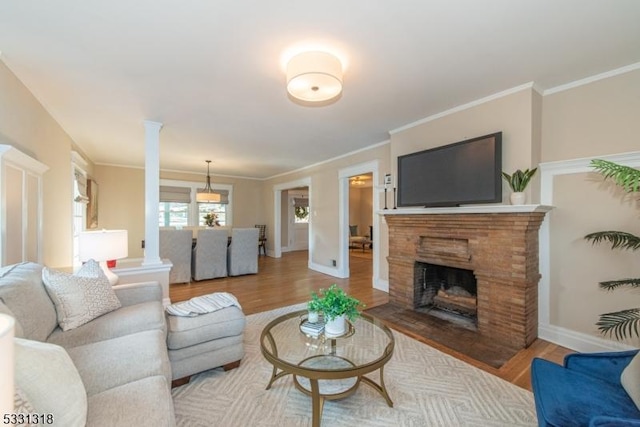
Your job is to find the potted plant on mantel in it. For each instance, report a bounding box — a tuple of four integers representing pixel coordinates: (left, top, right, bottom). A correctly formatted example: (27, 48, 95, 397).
(309, 284, 364, 336)
(502, 167, 537, 205)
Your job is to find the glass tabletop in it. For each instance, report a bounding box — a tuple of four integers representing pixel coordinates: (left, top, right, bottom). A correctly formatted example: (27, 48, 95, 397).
(260, 310, 394, 373)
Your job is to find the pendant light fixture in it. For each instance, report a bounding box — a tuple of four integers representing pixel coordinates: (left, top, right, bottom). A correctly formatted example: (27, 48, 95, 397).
(196, 160, 221, 203)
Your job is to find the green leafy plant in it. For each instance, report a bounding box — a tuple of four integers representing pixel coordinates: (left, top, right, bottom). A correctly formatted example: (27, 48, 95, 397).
(501, 168, 537, 192)
(295, 206, 309, 221)
(309, 284, 364, 321)
(307, 292, 323, 313)
(584, 159, 640, 340)
(203, 211, 218, 227)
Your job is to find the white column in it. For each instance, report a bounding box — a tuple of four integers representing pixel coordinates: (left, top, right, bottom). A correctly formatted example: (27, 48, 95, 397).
(142, 120, 163, 266)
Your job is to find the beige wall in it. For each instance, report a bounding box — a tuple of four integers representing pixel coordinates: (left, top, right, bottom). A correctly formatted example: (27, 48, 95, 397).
(0, 61, 94, 268)
(541, 70, 640, 163)
(94, 165, 145, 258)
(548, 173, 640, 345)
(541, 69, 640, 347)
(390, 88, 539, 204)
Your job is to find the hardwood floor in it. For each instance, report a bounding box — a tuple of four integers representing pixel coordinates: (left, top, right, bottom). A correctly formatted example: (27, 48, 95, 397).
(169, 250, 572, 391)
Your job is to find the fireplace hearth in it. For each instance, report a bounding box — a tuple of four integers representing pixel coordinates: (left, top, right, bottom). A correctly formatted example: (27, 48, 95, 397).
(385, 207, 549, 350)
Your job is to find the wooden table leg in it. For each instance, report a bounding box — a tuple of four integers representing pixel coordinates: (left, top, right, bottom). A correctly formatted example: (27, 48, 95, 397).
(310, 378, 325, 427)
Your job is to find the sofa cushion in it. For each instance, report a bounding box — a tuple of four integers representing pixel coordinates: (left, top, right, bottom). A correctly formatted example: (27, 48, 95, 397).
(531, 358, 640, 426)
(42, 261, 121, 331)
(0, 263, 57, 341)
(86, 376, 175, 427)
(621, 352, 640, 409)
(66, 329, 172, 396)
(47, 300, 166, 348)
(166, 306, 245, 349)
(14, 338, 87, 427)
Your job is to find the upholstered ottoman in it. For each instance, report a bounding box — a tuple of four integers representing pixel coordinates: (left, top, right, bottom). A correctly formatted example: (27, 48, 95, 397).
(165, 294, 246, 385)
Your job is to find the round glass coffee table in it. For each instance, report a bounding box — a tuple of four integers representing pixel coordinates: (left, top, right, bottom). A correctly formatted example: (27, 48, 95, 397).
(260, 310, 394, 427)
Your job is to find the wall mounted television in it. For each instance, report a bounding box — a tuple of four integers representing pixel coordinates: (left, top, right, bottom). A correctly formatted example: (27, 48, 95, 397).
(397, 132, 502, 207)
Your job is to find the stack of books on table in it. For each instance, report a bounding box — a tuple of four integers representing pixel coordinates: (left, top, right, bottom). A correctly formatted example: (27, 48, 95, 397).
(300, 319, 325, 337)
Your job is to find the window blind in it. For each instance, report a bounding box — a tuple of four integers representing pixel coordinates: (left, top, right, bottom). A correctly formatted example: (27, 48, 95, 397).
(160, 186, 191, 203)
(74, 169, 89, 203)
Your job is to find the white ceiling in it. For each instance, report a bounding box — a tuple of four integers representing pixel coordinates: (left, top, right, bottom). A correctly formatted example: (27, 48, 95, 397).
(1, 1, 639, 179)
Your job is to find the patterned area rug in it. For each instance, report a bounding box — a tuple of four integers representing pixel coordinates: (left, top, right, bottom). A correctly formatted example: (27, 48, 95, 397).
(171, 304, 537, 426)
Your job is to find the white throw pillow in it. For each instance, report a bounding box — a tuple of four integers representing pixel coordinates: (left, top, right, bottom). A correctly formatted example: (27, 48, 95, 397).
(42, 260, 121, 331)
(14, 338, 87, 427)
(621, 352, 640, 409)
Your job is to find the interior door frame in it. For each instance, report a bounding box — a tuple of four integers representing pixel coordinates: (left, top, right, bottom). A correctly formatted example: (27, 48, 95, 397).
(272, 177, 312, 261)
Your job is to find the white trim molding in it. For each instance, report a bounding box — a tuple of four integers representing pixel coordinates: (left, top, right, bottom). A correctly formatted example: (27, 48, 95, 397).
(538, 150, 640, 352)
(273, 177, 311, 262)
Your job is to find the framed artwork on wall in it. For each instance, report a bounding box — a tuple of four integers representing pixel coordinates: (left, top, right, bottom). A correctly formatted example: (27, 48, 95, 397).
(87, 178, 98, 229)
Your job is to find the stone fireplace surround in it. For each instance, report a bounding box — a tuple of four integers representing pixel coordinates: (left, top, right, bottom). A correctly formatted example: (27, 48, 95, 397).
(384, 205, 550, 350)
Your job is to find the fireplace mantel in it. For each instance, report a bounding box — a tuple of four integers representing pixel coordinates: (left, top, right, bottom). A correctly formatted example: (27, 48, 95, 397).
(378, 204, 553, 216)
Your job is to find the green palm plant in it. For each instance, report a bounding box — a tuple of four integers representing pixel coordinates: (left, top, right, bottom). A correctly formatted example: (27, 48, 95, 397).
(502, 168, 537, 192)
(584, 159, 640, 340)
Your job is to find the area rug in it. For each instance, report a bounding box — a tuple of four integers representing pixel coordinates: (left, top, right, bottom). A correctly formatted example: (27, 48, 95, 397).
(171, 304, 537, 426)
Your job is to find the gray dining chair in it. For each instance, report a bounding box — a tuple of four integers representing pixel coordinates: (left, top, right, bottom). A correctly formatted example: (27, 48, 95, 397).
(227, 228, 259, 276)
(159, 229, 193, 284)
(192, 228, 228, 280)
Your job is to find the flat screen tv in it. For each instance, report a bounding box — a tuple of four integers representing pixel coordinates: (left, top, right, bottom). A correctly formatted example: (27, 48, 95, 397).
(397, 132, 502, 207)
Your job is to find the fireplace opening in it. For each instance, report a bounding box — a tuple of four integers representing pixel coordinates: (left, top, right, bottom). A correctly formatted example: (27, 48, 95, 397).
(414, 262, 477, 328)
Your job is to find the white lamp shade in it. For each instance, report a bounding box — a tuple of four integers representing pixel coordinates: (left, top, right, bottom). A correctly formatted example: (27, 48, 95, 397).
(286, 51, 343, 102)
(78, 229, 128, 262)
(196, 191, 221, 203)
(0, 314, 15, 415)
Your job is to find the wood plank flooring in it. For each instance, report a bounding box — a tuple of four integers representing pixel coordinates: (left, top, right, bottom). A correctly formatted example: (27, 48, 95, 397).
(169, 250, 572, 391)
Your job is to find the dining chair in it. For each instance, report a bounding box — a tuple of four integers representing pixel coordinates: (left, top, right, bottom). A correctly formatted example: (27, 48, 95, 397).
(254, 224, 267, 256)
(192, 228, 228, 280)
(228, 228, 259, 276)
(159, 229, 193, 284)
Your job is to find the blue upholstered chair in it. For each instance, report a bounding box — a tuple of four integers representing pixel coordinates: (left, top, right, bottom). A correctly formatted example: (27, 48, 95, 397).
(531, 350, 640, 426)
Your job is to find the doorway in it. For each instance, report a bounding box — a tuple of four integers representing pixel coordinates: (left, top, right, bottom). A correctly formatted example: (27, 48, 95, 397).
(338, 160, 381, 285)
(348, 173, 373, 262)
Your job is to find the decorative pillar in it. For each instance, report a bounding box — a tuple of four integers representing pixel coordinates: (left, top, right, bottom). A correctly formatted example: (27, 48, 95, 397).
(142, 120, 163, 266)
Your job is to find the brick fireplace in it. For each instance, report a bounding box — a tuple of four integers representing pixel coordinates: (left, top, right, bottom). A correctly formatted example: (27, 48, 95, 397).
(385, 206, 549, 349)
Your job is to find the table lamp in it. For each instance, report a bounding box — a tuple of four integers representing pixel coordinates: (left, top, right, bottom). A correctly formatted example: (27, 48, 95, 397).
(0, 313, 15, 415)
(79, 229, 128, 285)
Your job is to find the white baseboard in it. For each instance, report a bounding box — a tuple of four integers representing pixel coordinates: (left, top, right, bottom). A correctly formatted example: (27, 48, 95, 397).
(308, 261, 348, 279)
(538, 323, 634, 353)
(374, 278, 389, 292)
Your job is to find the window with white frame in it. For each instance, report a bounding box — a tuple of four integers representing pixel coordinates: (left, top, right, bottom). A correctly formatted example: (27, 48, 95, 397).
(159, 180, 232, 227)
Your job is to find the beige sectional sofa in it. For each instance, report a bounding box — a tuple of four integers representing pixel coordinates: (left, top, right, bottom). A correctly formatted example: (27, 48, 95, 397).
(0, 262, 175, 426)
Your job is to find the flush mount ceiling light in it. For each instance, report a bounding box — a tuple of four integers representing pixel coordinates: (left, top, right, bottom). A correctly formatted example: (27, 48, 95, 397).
(196, 160, 221, 203)
(351, 176, 366, 186)
(286, 51, 343, 103)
